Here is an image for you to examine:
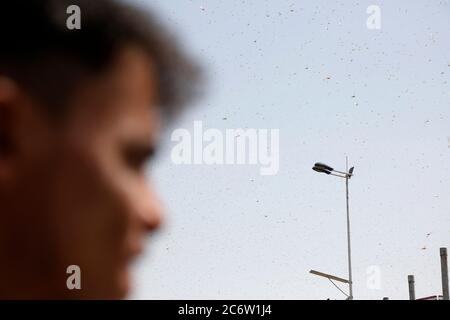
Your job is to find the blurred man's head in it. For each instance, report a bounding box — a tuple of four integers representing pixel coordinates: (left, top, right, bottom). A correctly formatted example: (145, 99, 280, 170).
(0, 0, 199, 299)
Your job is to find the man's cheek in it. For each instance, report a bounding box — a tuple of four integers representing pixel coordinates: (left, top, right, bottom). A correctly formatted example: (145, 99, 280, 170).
(53, 147, 127, 242)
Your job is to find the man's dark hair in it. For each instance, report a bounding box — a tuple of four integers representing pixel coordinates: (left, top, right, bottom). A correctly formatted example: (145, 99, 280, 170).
(0, 0, 201, 118)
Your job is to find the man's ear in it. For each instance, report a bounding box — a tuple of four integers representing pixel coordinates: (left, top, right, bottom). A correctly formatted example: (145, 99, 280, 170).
(0, 77, 19, 178)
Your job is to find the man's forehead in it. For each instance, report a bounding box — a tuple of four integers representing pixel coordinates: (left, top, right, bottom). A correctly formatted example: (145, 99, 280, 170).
(63, 47, 161, 144)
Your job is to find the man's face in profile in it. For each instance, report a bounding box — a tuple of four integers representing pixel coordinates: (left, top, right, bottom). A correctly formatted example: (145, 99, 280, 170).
(0, 47, 163, 299)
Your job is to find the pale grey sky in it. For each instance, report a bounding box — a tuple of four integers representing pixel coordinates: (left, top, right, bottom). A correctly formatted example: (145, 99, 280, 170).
(128, 0, 450, 300)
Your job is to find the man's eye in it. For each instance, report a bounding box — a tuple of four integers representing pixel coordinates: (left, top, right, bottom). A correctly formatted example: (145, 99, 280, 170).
(123, 146, 155, 171)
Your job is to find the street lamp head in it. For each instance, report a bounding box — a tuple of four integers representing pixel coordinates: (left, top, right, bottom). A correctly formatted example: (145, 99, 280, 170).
(314, 162, 334, 172)
(312, 166, 332, 175)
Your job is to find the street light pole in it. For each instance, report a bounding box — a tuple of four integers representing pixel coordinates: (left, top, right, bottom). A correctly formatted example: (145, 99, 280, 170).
(312, 159, 355, 300)
(345, 158, 353, 300)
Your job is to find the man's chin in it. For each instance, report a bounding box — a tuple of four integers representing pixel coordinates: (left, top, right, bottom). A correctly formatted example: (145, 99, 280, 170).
(113, 266, 132, 299)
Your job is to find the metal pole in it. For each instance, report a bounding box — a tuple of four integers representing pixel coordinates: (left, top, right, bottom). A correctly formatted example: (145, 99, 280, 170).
(441, 248, 449, 300)
(408, 275, 415, 300)
(345, 157, 353, 300)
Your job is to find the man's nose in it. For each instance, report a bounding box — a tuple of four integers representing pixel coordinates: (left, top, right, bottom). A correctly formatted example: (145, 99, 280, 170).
(136, 185, 164, 232)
